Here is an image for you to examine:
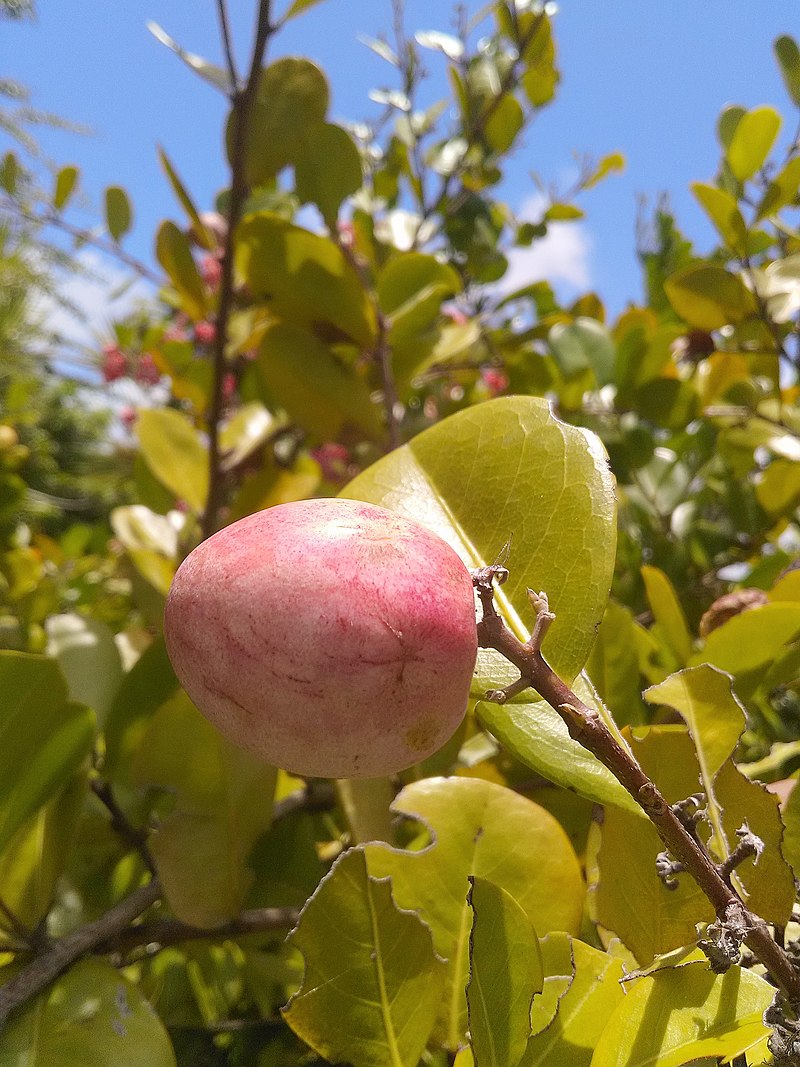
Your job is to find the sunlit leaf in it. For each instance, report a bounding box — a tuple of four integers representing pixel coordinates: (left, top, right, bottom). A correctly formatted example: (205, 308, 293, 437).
(520, 935, 625, 1066)
(548, 318, 615, 386)
(365, 776, 584, 1050)
(377, 253, 461, 344)
(158, 146, 213, 248)
(691, 182, 747, 252)
(45, 613, 123, 727)
(484, 94, 524, 153)
(147, 20, 230, 92)
(236, 212, 376, 346)
(283, 847, 446, 1067)
(281, 0, 328, 21)
(136, 408, 209, 514)
(467, 877, 543, 1067)
(155, 220, 208, 320)
(591, 961, 774, 1066)
(586, 600, 648, 727)
(726, 106, 781, 182)
(294, 122, 362, 225)
(664, 264, 757, 330)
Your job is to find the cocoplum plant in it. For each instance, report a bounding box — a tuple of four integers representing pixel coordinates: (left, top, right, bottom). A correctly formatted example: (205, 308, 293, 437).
(164, 498, 478, 778)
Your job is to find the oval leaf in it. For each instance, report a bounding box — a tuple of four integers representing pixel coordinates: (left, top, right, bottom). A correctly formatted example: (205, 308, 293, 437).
(53, 164, 78, 211)
(155, 220, 208, 321)
(283, 847, 446, 1067)
(294, 122, 362, 225)
(135, 408, 209, 514)
(726, 106, 782, 183)
(105, 185, 132, 242)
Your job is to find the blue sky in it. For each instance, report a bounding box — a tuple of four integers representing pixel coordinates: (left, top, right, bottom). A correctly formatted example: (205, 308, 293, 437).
(7, 0, 800, 334)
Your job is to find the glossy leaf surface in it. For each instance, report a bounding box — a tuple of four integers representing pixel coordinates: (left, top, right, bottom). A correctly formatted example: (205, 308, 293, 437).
(136, 408, 209, 514)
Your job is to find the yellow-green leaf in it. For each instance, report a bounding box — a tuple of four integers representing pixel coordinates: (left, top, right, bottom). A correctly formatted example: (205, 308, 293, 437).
(365, 777, 584, 1051)
(283, 847, 446, 1067)
(756, 154, 800, 219)
(155, 219, 208, 321)
(158, 146, 212, 248)
(726, 106, 782, 182)
(53, 164, 78, 211)
(591, 962, 774, 1066)
(467, 877, 543, 1067)
(236, 212, 376, 346)
(691, 182, 747, 252)
(664, 264, 757, 330)
(135, 408, 209, 514)
(294, 122, 362, 225)
(641, 566, 693, 667)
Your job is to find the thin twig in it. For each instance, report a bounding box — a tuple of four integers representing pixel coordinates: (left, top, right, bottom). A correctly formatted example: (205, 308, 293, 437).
(0, 879, 161, 1027)
(4, 197, 162, 285)
(473, 569, 800, 1004)
(202, 0, 275, 538)
(103, 905, 299, 957)
(90, 778, 156, 875)
(272, 781, 336, 822)
(216, 0, 239, 92)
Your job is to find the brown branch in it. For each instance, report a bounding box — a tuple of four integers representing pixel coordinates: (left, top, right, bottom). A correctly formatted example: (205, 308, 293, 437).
(376, 311, 402, 450)
(90, 777, 156, 875)
(0, 879, 161, 1027)
(202, 0, 275, 539)
(272, 780, 336, 822)
(104, 905, 299, 957)
(473, 568, 800, 1004)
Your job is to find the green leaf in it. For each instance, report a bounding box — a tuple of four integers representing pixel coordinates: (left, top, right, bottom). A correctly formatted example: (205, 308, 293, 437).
(0, 772, 85, 930)
(104, 185, 132, 242)
(644, 666, 744, 860)
(692, 602, 800, 676)
(467, 877, 543, 1067)
(155, 220, 209, 321)
(548, 318, 615, 386)
(595, 727, 714, 962)
(775, 35, 800, 107)
(258, 322, 383, 443)
(641, 565, 693, 666)
(283, 847, 446, 1067)
(233, 58, 329, 185)
(132, 690, 276, 928)
(520, 935, 625, 1066)
(781, 777, 800, 879)
(664, 264, 757, 331)
(135, 408, 209, 513)
(0, 652, 95, 855)
(365, 777, 584, 1051)
(236, 212, 376, 346)
(281, 0, 328, 20)
(377, 253, 462, 344)
(485, 94, 524, 153)
(475, 673, 642, 814)
(157, 146, 212, 248)
(147, 20, 230, 92)
(717, 104, 745, 151)
(0, 958, 176, 1065)
(586, 600, 648, 727)
(591, 962, 774, 1066)
(582, 151, 625, 189)
(343, 396, 616, 687)
(53, 164, 78, 211)
(690, 182, 747, 252)
(726, 106, 782, 182)
(294, 122, 362, 226)
(0, 151, 18, 195)
(714, 759, 794, 926)
(45, 613, 123, 727)
(104, 636, 178, 782)
(755, 154, 800, 219)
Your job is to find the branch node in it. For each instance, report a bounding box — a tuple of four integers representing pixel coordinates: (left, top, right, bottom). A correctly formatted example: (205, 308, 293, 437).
(766, 991, 800, 1065)
(655, 850, 684, 890)
(637, 781, 668, 818)
(525, 588, 556, 652)
(697, 901, 752, 974)
(718, 822, 765, 884)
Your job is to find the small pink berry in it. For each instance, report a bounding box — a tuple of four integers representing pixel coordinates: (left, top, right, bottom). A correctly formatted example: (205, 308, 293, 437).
(200, 254, 223, 290)
(222, 372, 236, 400)
(195, 320, 217, 346)
(119, 404, 137, 429)
(136, 353, 161, 386)
(102, 345, 128, 383)
(444, 306, 468, 326)
(481, 368, 509, 396)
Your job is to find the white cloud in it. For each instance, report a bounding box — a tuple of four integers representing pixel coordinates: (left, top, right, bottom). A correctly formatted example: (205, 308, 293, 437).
(499, 193, 592, 298)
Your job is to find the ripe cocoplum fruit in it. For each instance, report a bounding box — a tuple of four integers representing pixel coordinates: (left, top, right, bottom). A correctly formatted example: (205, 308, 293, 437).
(164, 499, 478, 778)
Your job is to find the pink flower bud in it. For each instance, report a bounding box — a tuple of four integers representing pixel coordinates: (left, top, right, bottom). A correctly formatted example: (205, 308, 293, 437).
(135, 353, 161, 386)
(195, 320, 217, 346)
(102, 345, 128, 383)
(481, 368, 509, 396)
(201, 254, 223, 290)
(119, 405, 137, 429)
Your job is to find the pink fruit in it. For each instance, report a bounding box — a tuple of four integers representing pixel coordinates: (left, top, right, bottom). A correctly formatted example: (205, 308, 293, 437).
(194, 320, 217, 346)
(164, 499, 478, 778)
(102, 344, 127, 383)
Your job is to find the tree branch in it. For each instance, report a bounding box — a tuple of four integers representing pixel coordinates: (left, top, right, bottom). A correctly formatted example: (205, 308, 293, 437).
(202, 0, 275, 539)
(216, 0, 239, 92)
(104, 905, 299, 957)
(90, 777, 156, 875)
(0, 879, 161, 1027)
(472, 567, 800, 1005)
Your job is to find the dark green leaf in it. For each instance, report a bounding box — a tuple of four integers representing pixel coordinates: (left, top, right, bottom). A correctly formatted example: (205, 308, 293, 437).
(105, 185, 132, 241)
(53, 164, 78, 211)
(775, 35, 800, 107)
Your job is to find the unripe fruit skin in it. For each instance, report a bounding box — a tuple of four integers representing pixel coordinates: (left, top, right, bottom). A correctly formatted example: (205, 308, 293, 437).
(164, 499, 478, 778)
